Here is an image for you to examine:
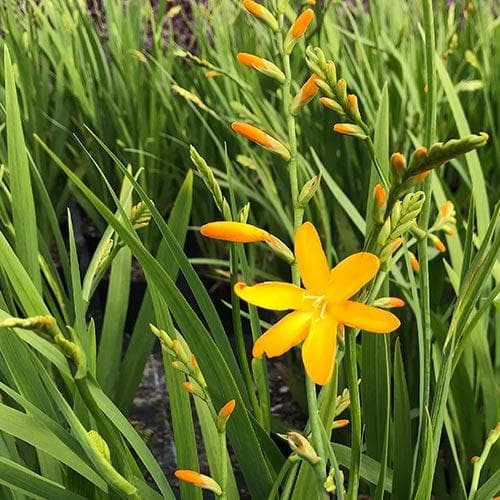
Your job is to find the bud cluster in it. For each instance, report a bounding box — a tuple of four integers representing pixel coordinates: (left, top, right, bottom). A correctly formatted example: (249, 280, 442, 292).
(130, 201, 152, 230)
(149, 324, 207, 393)
(190, 145, 230, 217)
(172, 84, 219, 119)
(432, 200, 457, 237)
(306, 46, 368, 139)
(377, 191, 426, 262)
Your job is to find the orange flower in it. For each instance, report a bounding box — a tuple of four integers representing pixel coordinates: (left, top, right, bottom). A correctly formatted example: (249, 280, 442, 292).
(236, 53, 285, 83)
(235, 223, 400, 385)
(201, 221, 270, 243)
(231, 122, 290, 160)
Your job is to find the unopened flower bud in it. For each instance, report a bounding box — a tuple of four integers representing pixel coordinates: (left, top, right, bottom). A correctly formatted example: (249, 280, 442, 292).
(409, 251, 420, 272)
(335, 79, 347, 106)
(319, 97, 345, 116)
(391, 152, 406, 184)
(380, 237, 404, 262)
(236, 53, 285, 83)
(290, 74, 320, 115)
(243, 0, 279, 31)
(284, 9, 315, 54)
(283, 432, 320, 464)
(314, 78, 335, 98)
(430, 234, 446, 253)
(265, 235, 295, 264)
(182, 381, 206, 399)
(373, 297, 406, 308)
(298, 174, 321, 208)
(373, 183, 387, 224)
(332, 419, 350, 429)
(346, 94, 361, 122)
(408, 146, 428, 173)
(201, 220, 270, 243)
(325, 61, 337, 87)
(175, 470, 222, 496)
(333, 123, 368, 140)
(217, 399, 236, 431)
(378, 217, 392, 246)
(231, 122, 290, 160)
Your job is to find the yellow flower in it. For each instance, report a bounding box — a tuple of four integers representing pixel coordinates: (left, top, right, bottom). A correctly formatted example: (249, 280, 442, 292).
(235, 222, 400, 385)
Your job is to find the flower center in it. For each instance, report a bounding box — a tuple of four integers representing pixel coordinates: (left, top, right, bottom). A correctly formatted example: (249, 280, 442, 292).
(305, 294, 328, 318)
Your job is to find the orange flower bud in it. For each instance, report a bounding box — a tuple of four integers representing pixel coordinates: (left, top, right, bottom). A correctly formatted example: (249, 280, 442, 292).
(433, 237, 446, 253)
(236, 53, 285, 83)
(374, 297, 406, 309)
(332, 419, 350, 429)
(439, 200, 454, 218)
(219, 399, 236, 418)
(346, 94, 361, 121)
(417, 170, 431, 182)
(333, 123, 368, 140)
(409, 251, 420, 272)
(290, 74, 319, 114)
(175, 470, 222, 495)
(470, 456, 480, 464)
(242, 0, 279, 31)
(231, 122, 290, 160)
(182, 381, 195, 394)
(374, 183, 386, 208)
(391, 152, 406, 184)
(284, 9, 314, 53)
(204, 70, 219, 78)
(191, 354, 199, 370)
(200, 221, 270, 243)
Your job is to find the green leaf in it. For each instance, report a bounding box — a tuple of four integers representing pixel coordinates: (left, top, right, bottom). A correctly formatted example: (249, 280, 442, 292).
(391, 339, 413, 500)
(0, 457, 84, 500)
(4, 46, 41, 291)
(414, 411, 434, 500)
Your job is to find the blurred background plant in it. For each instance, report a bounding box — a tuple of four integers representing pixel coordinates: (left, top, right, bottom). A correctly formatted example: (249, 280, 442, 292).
(0, 0, 498, 498)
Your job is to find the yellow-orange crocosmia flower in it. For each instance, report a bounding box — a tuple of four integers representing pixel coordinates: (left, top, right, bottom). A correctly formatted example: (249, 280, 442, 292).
(200, 221, 270, 243)
(291, 8, 314, 38)
(235, 223, 400, 385)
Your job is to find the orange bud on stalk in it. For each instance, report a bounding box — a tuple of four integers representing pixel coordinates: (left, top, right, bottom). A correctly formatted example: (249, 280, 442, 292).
(439, 200, 454, 218)
(175, 470, 222, 495)
(347, 94, 361, 121)
(333, 123, 368, 140)
(374, 183, 386, 208)
(204, 70, 219, 78)
(243, 0, 279, 31)
(434, 237, 446, 253)
(236, 53, 285, 83)
(409, 252, 420, 272)
(292, 9, 314, 37)
(332, 419, 350, 429)
(201, 221, 270, 243)
(231, 122, 290, 160)
(374, 297, 406, 309)
(290, 74, 319, 114)
(284, 9, 314, 53)
(219, 399, 236, 418)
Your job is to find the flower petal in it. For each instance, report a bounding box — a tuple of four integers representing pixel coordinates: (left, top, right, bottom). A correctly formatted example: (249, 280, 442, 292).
(334, 301, 400, 333)
(234, 282, 305, 310)
(301, 312, 337, 385)
(327, 252, 380, 303)
(252, 311, 312, 359)
(294, 222, 330, 294)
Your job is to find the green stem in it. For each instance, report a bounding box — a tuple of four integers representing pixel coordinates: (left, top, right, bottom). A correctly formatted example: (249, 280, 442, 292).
(278, 14, 326, 494)
(218, 430, 228, 500)
(305, 376, 329, 497)
(345, 328, 361, 500)
(415, 0, 437, 489)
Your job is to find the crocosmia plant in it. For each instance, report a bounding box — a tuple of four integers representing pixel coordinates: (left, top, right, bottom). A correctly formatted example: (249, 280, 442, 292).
(0, 0, 497, 499)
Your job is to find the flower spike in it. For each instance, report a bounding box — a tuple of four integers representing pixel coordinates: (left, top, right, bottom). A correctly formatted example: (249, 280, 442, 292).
(231, 121, 290, 160)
